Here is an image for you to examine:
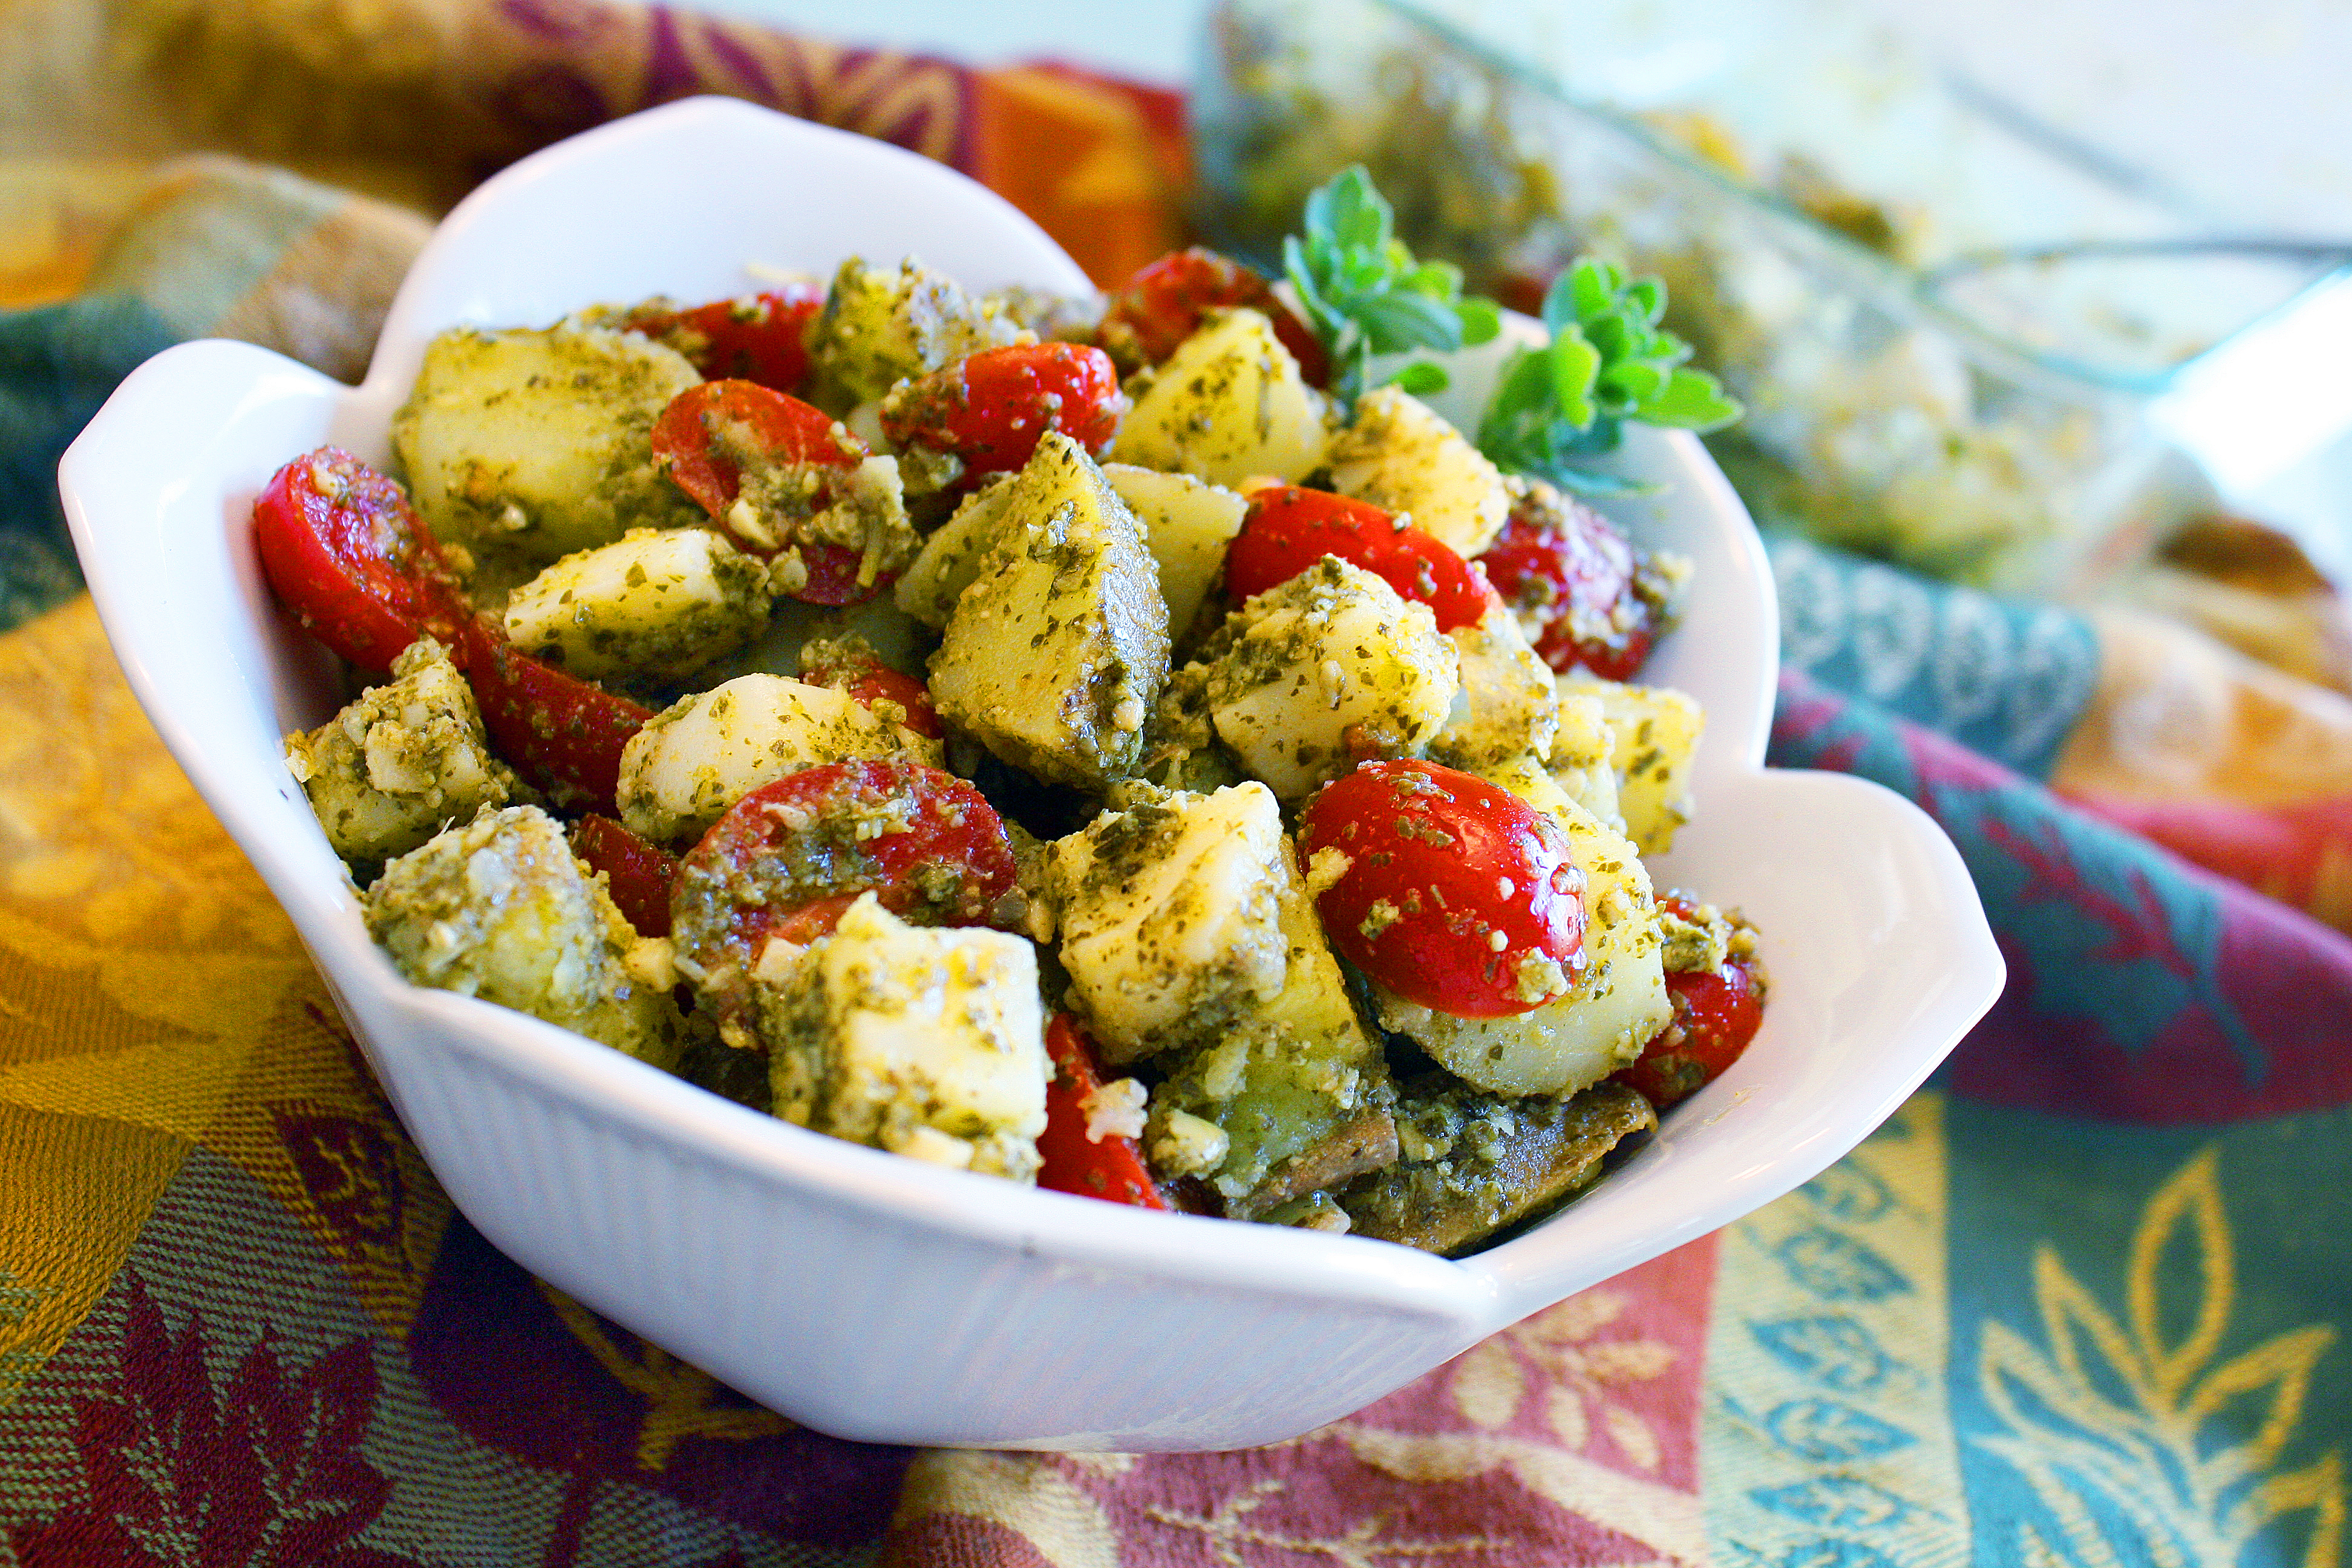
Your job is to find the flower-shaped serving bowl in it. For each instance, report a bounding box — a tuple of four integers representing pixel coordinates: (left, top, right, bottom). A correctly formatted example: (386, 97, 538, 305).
(60, 97, 2002, 1452)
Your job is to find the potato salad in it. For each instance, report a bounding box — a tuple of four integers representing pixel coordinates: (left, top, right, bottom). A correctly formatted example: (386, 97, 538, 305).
(256, 192, 1765, 1256)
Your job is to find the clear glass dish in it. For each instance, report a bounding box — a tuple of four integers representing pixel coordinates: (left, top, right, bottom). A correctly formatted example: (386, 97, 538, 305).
(1194, 0, 2349, 592)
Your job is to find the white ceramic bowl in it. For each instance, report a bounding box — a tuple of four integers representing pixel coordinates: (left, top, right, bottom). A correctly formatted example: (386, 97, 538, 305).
(59, 97, 2002, 1451)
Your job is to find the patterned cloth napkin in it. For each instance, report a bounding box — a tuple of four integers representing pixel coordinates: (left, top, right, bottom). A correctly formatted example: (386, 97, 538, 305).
(1, 4, 2347, 1564)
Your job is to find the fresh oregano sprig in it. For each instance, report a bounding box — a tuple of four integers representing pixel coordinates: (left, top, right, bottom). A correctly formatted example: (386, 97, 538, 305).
(1282, 165, 1502, 411)
(1475, 258, 1742, 496)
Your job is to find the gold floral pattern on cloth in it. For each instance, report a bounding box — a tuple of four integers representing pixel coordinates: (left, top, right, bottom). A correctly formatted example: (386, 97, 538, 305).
(880, 1238, 1719, 1567)
(535, 1278, 795, 1472)
(0, 598, 449, 1396)
(1976, 1146, 2346, 1567)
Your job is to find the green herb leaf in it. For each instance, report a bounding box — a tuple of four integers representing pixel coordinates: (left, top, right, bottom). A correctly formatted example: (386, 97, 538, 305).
(1476, 256, 1742, 489)
(1284, 165, 1509, 411)
(1386, 360, 1451, 396)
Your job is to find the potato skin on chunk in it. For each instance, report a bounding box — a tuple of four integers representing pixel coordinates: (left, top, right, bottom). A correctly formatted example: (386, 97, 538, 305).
(928, 431, 1170, 790)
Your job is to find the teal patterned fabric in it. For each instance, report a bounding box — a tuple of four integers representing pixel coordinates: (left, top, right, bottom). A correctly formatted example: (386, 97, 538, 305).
(1770, 535, 2103, 779)
(0, 297, 178, 631)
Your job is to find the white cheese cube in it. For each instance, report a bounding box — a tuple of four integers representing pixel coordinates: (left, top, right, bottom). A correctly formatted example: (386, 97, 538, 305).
(284, 636, 517, 869)
(1200, 558, 1459, 801)
(1045, 782, 1291, 1063)
(766, 893, 1048, 1181)
(616, 673, 938, 844)
(502, 526, 773, 681)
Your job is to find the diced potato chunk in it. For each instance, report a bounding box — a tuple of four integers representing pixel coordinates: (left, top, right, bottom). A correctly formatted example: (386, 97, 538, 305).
(1045, 782, 1291, 1063)
(615, 673, 938, 844)
(502, 527, 773, 682)
(392, 324, 702, 570)
(1565, 678, 1704, 854)
(1373, 793, 1669, 1096)
(758, 893, 1047, 1180)
(1146, 845, 1393, 1215)
(1325, 385, 1512, 557)
(284, 636, 518, 871)
(1198, 558, 1459, 801)
(1109, 309, 1327, 488)
(1429, 607, 1560, 771)
(805, 257, 1024, 410)
(928, 432, 1171, 790)
(365, 805, 683, 1067)
(1100, 465, 1249, 646)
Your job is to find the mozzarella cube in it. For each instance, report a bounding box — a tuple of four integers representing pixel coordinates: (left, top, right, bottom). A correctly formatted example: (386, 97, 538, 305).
(503, 527, 773, 681)
(764, 894, 1048, 1181)
(1200, 558, 1459, 801)
(1045, 782, 1291, 1063)
(616, 673, 938, 844)
(284, 636, 517, 871)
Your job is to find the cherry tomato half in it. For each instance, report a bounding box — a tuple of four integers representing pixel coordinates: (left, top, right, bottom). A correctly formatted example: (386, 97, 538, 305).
(569, 815, 679, 938)
(1036, 1014, 1169, 1210)
(669, 760, 1021, 1023)
(1103, 247, 1330, 387)
(1616, 896, 1766, 1108)
(1475, 497, 1659, 681)
(1298, 759, 1587, 1018)
(649, 379, 882, 606)
(1225, 486, 1496, 631)
(878, 342, 1125, 479)
(796, 642, 942, 740)
(252, 446, 461, 671)
(453, 613, 650, 815)
(620, 286, 825, 393)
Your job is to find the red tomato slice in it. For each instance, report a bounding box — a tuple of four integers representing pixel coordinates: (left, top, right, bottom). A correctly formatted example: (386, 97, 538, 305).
(1104, 247, 1330, 387)
(252, 446, 462, 671)
(1225, 486, 1496, 631)
(616, 287, 825, 393)
(1475, 498, 1659, 681)
(796, 642, 942, 740)
(1037, 1014, 1169, 1209)
(1616, 900, 1766, 1108)
(793, 543, 886, 607)
(452, 613, 650, 814)
(669, 760, 1021, 1023)
(1298, 759, 1587, 1018)
(650, 380, 892, 606)
(878, 342, 1125, 477)
(569, 815, 679, 938)
(651, 379, 852, 525)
